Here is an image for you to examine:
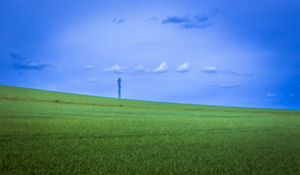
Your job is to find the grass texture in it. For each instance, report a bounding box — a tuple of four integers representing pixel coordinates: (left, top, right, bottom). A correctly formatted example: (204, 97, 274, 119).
(0, 85, 300, 174)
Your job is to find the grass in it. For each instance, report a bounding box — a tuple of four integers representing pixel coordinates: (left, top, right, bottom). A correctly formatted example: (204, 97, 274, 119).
(0, 85, 299, 174)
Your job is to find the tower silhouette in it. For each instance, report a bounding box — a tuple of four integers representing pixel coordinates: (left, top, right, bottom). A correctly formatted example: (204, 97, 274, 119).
(117, 77, 121, 99)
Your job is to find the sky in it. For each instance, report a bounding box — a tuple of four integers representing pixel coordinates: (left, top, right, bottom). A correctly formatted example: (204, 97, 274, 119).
(0, 0, 299, 109)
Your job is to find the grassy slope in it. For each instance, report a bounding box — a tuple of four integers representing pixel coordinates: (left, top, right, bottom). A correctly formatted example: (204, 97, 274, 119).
(0, 85, 299, 174)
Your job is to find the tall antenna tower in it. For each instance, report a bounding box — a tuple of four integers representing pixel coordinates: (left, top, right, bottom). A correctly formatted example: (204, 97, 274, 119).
(117, 77, 121, 99)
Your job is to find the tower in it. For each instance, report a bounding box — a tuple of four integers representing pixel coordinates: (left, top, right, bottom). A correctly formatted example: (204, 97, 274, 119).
(117, 77, 121, 99)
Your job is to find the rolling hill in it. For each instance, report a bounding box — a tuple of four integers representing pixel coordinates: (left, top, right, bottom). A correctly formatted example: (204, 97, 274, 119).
(0, 85, 299, 174)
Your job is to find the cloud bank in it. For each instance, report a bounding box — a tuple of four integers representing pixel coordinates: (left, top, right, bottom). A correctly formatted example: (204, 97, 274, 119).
(84, 65, 95, 70)
(112, 18, 125, 24)
(220, 82, 242, 88)
(153, 62, 168, 73)
(176, 62, 190, 73)
(162, 15, 211, 29)
(104, 64, 124, 74)
(266, 93, 280, 97)
(134, 65, 146, 72)
(10, 53, 49, 71)
(202, 66, 218, 73)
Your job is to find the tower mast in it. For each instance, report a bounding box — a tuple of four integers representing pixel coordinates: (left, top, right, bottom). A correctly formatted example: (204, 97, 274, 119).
(117, 77, 121, 99)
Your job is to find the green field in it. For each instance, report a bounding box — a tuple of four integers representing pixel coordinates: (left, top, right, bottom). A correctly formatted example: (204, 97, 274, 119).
(0, 85, 299, 174)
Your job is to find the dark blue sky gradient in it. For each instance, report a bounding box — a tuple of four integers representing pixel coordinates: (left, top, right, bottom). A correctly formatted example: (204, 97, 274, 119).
(0, 0, 299, 109)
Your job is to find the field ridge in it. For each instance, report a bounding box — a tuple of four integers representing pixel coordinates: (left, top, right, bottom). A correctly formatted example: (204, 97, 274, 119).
(0, 85, 300, 174)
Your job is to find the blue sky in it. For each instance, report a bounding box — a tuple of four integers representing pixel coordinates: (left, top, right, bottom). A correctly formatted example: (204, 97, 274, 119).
(0, 0, 299, 109)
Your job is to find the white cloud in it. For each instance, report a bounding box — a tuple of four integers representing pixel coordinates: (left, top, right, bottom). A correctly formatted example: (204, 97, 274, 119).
(134, 65, 146, 72)
(153, 62, 168, 73)
(202, 66, 218, 73)
(104, 64, 124, 73)
(176, 62, 190, 73)
(266, 93, 280, 97)
(220, 82, 241, 88)
(84, 65, 95, 70)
